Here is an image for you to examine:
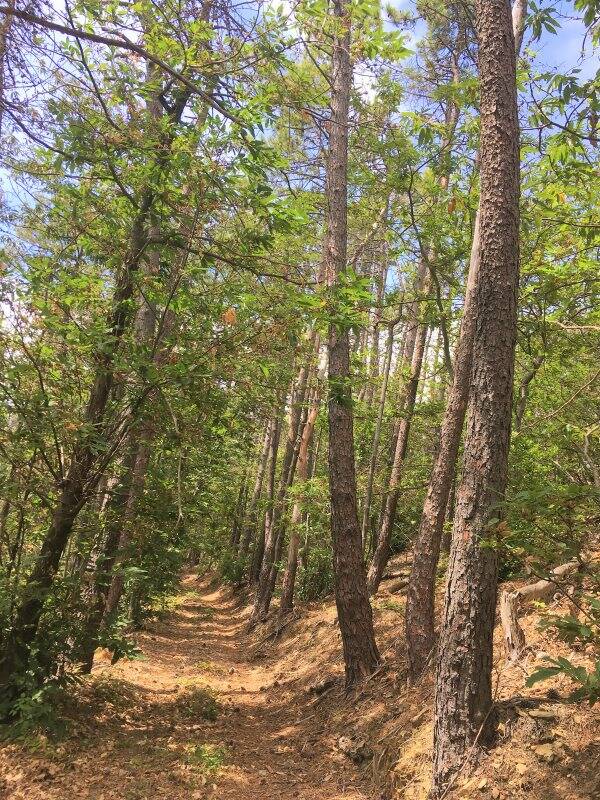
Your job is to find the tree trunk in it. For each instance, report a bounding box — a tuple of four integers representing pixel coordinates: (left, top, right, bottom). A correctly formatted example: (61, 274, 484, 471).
(0, 199, 154, 698)
(0, 60, 200, 698)
(238, 421, 274, 562)
(405, 0, 528, 682)
(514, 355, 544, 431)
(78, 440, 142, 672)
(431, 0, 520, 794)
(249, 341, 316, 623)
(360, 323, 395, 549)
(367, 320, 428, 593)
(230, 470, 250, 549)
(325, 0, 379, 686)
(250, 415, 281, 585)
(279, 357, 324, 618)
(102, 436, 153, 622)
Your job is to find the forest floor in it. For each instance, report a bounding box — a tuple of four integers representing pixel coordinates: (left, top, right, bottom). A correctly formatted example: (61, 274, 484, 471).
(0, 573, 371, 800)
(2, 568, 600, 800)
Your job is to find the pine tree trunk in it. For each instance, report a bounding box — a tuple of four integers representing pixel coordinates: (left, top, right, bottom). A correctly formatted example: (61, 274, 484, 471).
(405, 219, 481, 678)
(431, 0, 520, 793)
(405, 0, 528, 683)
(325, 0, 379, 686)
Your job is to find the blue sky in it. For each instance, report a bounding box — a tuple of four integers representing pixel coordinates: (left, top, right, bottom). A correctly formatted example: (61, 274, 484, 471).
(394, 0, 598, 79)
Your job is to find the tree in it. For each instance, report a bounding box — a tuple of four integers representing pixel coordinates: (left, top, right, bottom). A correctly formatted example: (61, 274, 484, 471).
(325, 0, 380, 685)
(405, 0, 528, 681)
(431, 0, 521, 794)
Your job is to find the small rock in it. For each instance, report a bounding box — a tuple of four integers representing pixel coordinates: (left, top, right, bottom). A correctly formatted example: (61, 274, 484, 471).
(309, 676, 336, 695)
(337, 735, 373, 764)
(516, 763, 527, 776)
(492, 789, 500, 799)
(532, 743, 557, 763)
(229, 667, 235, 675)
(528, 707, 556, 720)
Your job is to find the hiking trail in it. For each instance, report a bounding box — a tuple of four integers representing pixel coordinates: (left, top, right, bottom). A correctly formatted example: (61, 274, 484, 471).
(0, 573, 369, 800)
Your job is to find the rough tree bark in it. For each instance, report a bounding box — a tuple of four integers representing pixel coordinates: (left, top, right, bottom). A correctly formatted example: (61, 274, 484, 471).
(431, 0, 520, 794)
(325, 0, 379, 686)
(405, 0, 528, 682)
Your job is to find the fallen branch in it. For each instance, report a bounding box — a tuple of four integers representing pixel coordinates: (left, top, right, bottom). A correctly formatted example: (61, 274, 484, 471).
(385, 578, 408, 594)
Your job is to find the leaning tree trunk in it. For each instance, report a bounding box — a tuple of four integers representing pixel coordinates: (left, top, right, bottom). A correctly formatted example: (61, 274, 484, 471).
(279, 347, 326, 618)
(431, 1, 520, 795)
(325, 0, 379, 686)
(249, 414, 281, 585)
(367, 320, 428, 593)
(0, 65, 199, 699)
(360, 322, 395, 548)
(405, 0, 528, 682)
(0, 196, 155, 699)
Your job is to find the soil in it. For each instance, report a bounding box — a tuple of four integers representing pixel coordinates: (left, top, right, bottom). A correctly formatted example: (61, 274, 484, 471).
(0, 574, 369, 800)
(1, 567, 600, 800)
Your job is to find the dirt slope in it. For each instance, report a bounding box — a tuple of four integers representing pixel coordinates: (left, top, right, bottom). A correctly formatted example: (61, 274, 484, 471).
(1, 569, 600, 800)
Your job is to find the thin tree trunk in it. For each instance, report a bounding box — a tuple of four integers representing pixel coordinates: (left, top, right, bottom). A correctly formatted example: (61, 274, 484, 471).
(250, 415, 281, 585)
(405, 0, 528, 683)
(360, 323, 395, 549)
(0, 197, 156, 697)
(325, 0, 379, 686)
(514, 355, 544, 431)
(0, 66, 201, 697)
(367, 321, 428, 593)
(238, 421, 273, 561)
(279, 344, 326, 618)
(278, 401, 320, 618)
(102, 436, 153, 621)
(249, 336, 317, 623)
(230, 470, 250, 549)
(432, 0, 520, 793)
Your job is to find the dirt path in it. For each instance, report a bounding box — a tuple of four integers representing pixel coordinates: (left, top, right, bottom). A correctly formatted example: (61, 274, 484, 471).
(0, 574, 369, 800)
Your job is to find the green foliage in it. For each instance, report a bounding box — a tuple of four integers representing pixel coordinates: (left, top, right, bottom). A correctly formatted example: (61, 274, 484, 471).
(297, 544, 334, 601)
(0, 0, 598, 740)
(527, 656, 600, 705)
(527, 568, 600, 705)
(186, 743, 228, 774)
(177, 687, 220, 722)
